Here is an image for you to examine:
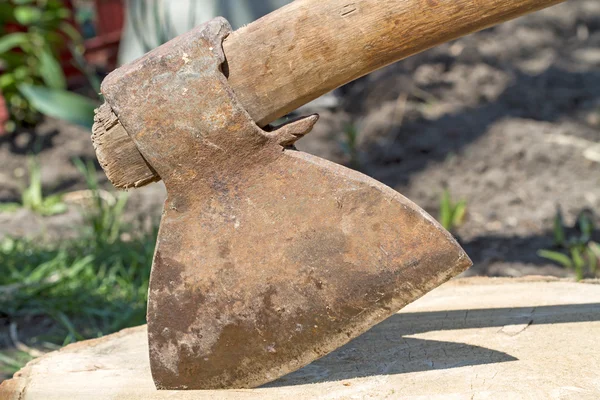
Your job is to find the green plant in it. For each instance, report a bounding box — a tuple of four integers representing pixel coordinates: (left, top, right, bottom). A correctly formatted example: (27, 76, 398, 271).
(0, 349, 35, 377)
(0, 223, 156, 346)
(341, 122, 360, 169)
(73, 158, 128, 245)
(538, 208, 600, 280)
(439, 189, 467, 232)
(0, 156, 67, 216)
(0, 161, 158, 374)
(0, 0, 98, 131)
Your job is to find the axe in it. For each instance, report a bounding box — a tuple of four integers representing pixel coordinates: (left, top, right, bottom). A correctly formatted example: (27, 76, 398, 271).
(92, 0, 564, 390)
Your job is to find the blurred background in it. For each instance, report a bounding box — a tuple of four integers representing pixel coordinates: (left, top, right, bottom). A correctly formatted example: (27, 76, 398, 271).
(0, 0, 599, 382)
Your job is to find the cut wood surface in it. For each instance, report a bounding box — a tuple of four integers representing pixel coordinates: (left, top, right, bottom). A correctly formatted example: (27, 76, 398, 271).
(3, 277, 600, 399)
(94, 0, 566, 189)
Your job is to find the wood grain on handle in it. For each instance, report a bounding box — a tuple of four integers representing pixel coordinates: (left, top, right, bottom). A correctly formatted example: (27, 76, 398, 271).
(94, 0, 565, 188)
(226, 0, 565, 126)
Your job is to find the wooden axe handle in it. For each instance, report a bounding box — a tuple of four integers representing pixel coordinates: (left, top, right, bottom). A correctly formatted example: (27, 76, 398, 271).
(227, 0, 564, 126)
(94, 0, 565, 188)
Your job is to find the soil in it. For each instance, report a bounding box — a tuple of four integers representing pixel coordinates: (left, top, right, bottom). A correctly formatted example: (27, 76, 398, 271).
(1, 0, 600, 279)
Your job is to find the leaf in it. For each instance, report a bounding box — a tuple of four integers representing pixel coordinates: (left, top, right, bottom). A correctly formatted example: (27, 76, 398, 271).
(26, 255, 63, 284)
(552, 207, 566, 247)
(22, 156, 43, 209)
(40, 196, 67, 216)
(40, 203, 67, 216)
(0, 4, 16, 24)
(12, 66, 32, 81)
(37, 46, 66, 89)
(571, 248, 585, 281)
(588, 242, 600, 276)
(537, 249, 573, 269)
(0, 73, 16, 89)
(0, 33, 28, 54)
(453, 200, 467, 227)
(65, 255, 95, 279)
(439, 190, 451, 231)
(59, 21, 83, 43)
(43, 194, 65, 206)
(438, 190, 467, 231)
(18, 84, 97, 128)
(55, 311, 84, 341)
(66, 39, 101, 95)
(0, 237, 15, 252)
(589, 241, 600, 260)
(0, 353, 23, 369)
(14, 6, 42, 25)
(587, 246, 598, 276)
(577, 211, 594, 243)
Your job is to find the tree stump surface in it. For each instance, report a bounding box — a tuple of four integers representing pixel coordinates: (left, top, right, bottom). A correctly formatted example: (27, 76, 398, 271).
(2, 277, 599, 399)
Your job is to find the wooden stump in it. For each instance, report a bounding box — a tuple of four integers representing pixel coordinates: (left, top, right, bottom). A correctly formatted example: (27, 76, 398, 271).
(2, 277, 599, 399)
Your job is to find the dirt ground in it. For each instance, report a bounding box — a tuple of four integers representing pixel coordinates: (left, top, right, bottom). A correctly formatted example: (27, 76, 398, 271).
(1, 0, 600, 278)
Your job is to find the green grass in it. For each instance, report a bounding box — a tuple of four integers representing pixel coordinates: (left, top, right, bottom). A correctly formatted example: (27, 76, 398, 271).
(0, 227, 156, 342)
(0, 159, 158, 376)
(341, 122, 360, 169)
(0, 156, 67, 216)
(538, 208, 599, 280)
(439, 189, 467, 232)
(0, 349, 35, 377)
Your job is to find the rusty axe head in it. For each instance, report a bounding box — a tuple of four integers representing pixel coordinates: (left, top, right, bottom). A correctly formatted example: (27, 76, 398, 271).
(94, 17, 471, 390)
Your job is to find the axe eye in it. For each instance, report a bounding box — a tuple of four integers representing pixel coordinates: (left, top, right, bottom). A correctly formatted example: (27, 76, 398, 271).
(264, 114, 319, 147)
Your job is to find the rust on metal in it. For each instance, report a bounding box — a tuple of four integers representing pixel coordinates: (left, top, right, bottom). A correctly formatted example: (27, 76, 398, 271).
(100, 18, 471, 389)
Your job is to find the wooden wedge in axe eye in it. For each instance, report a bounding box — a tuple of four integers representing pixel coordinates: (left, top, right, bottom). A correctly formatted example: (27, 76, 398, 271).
(92, 0, 565, 390)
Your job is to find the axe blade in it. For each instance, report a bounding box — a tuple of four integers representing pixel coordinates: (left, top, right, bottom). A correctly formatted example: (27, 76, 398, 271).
(147, 149, 471, 389)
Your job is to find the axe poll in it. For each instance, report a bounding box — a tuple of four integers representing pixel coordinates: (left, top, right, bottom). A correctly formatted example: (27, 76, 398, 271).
(92, 0, 565, 390)
(93, 0, 565, 188)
